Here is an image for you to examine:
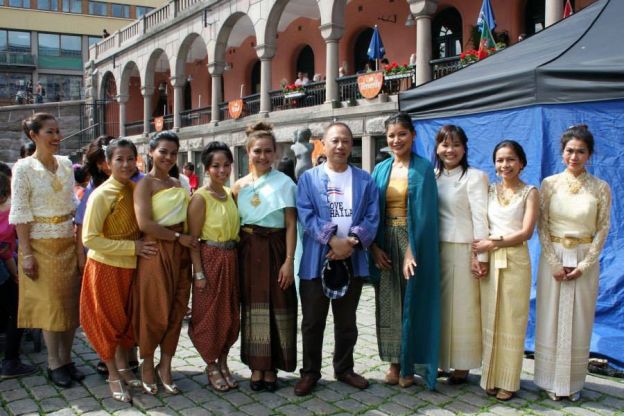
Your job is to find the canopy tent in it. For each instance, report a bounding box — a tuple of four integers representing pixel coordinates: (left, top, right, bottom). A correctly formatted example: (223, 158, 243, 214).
(399, 0, 624, 369)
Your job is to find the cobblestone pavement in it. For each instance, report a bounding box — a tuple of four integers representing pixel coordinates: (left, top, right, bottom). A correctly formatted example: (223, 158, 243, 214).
(1, 285, 623, 415)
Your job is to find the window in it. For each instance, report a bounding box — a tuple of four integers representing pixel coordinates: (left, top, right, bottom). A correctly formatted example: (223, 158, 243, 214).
(88, 1, 107, 16)
(0, 32, 7, 52)
(61, 35, 81, 57)
(8, 0, 30, 8)
(432, 8, 463, 59)
(0, 72, 33, 102)
(37, 0, 58, 11)
(136, 6, 153, 18)
(38, 33, 60, 56)
(37, 74, 83, 102)
(62, 0, 82, 13)
(111, 3, 130, 18)
(7, 31, 31, 53)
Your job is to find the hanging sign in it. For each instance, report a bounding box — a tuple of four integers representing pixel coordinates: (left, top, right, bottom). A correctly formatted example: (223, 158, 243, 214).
(357, 71, 384, 99)
(228, 99, 244, 119)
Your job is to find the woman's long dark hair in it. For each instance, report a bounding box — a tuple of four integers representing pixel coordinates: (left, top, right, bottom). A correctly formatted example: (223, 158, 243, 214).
(83, 135, 114, 188)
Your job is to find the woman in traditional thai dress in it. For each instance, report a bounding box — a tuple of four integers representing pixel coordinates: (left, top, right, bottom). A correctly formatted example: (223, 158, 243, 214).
(434, 125, 489, 384)
(10, 113, 83, 388)
(187, 141, 240, 392)
(80, 139, 158, 403)
(132, 131, 197, 395)
(473, 140, 539, 401)
(370, 112, 441, 390)
(534, 125, 611, 402)
(232, 122, 297, 392)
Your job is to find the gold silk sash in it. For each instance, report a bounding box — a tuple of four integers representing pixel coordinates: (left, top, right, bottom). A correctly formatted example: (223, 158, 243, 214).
(102, 183, 141, 241)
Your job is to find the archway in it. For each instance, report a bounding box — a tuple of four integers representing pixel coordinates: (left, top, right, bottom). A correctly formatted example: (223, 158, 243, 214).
(120, 61, 143, 135)
(176, 33, 210, 112)
(296, 45, 314, 80)
(250, 60, 260, 94)
(432, 8, 463, 59)
(353, 28, 373, 73)
(100, 72, 119, 137)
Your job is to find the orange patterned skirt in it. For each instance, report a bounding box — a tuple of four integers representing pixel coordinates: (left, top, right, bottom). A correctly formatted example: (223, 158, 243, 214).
(80, 258, 134, 361)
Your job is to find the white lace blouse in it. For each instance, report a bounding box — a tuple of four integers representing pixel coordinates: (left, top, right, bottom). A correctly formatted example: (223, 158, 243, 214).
(9, 155, 76, 239)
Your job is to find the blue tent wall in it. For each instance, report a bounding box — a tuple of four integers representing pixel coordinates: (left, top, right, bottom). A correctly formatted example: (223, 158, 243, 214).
(412, 99, 624, 369)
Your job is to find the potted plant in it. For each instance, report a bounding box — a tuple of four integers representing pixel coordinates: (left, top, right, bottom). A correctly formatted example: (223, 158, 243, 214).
(283, 83, 305, 99)
(384, 62, 412, 80)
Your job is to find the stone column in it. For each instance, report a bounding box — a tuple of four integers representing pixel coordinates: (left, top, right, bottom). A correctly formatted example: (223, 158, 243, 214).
(255, 44, 276, 116)
(141, 86, 152, 136)
(545, 0, 564, 27)
(171, 76, 185, 131)
(361, 134, 375, 174)
(320, 23, 344, 107)
(409, 0, 438, 85)
(229, 145, 238, 184)
(118, 94, 128, 137)
(208, 62, 224, 124)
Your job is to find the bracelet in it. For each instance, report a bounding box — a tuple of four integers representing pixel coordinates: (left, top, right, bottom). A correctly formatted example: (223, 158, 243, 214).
(286, 255, 294, 260)
(193, 272, 206, 281)
(22, 254, 34, 259)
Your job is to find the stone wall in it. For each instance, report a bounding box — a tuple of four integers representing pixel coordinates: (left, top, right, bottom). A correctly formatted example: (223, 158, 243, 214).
(0, 100, 88, 163)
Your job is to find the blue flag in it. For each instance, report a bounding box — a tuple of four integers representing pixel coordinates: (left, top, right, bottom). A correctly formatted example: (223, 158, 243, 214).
(367, 26, 385, 61)
(476, 0, 496, 31)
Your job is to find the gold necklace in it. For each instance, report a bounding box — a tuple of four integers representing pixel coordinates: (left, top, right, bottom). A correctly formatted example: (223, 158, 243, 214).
(250, 174, 261, 207)
(34, 156, 63, 192)
(496, 183, 524, 207)
(207, 185, 227, 201)
(565, 171, 586, 194)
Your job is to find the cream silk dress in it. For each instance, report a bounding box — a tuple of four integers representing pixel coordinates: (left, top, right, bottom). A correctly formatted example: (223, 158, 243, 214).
(534, 171, 611, 396)
(437, 167, 489, 371)
(480, 183, 534, 392)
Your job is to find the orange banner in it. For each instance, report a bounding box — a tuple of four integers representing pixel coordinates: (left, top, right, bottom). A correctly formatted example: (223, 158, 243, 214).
(357, 71, 384, 99)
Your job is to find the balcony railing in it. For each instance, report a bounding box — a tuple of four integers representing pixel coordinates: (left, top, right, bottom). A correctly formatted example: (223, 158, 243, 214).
(243, 93, 260, 116)
(431, 56, 461, 80)
(180, 106, 211, 127)
(218, 102, 230, 121)
(125, 120, 144, 136)
(337, 75, 362, 102)
(0, 52, 36, 66)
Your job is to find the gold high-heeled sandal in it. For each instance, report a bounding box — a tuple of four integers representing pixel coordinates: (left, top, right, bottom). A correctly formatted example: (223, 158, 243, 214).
(107, 378, 132, 403)
(140, 363, 158, 395)
(156, 365, 180, 394)
(119, 368, 141, 388)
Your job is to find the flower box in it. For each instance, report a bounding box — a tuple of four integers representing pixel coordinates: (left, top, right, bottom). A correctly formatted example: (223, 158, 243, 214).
(284, 91, 305, 99)
(384, 72, 412, 81)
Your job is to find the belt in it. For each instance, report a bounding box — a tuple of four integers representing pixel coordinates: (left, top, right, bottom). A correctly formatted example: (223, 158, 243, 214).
(33, 214, 72, 224)
(241, 226, 282, 235)
(551, 235, 593, 249)
(385, 217, 407, 226)
(200, 239, 237, 250)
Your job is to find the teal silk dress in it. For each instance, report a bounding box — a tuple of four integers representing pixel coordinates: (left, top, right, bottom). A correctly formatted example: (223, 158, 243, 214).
(370, 153, 441, 390)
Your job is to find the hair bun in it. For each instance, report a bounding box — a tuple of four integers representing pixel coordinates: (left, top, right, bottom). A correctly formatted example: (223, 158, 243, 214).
(245, 121, 273, 136)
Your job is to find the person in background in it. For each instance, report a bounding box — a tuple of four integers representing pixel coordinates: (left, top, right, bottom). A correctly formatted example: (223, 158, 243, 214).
(473, 140, 538, 401)
(433, 125, 488, 384)
(370, 113, 440, 390)
(534, 125, 611, 402)
(183, 162, 199, 193)
(294, 122, 379, 396)
(80, 139, 157, 403)
(294, 72, 310, 87)
(73, 164, 89, 202)
(10, 113, 83, 388)
(132, 131, 197, 395)
(187, 141, 240, 392)
(233, 122, 298, 392)
(0, 164, 37, 380)
(102, 29, 110, 38)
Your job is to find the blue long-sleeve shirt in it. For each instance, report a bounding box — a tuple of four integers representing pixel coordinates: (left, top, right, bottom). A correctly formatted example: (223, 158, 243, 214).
(297, 163, 379, 280)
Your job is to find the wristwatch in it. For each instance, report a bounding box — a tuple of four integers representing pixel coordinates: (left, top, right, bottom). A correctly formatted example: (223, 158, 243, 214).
(174, 232, 181, 241)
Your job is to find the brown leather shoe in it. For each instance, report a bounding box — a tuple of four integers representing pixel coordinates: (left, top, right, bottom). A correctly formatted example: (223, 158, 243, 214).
(336, 371, 369, 389)
(294, 374, 319, 396)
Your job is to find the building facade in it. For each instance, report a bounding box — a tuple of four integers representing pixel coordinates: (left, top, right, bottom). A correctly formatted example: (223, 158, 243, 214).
(0, 0, 164, 105)
(85, 0, 595, 181)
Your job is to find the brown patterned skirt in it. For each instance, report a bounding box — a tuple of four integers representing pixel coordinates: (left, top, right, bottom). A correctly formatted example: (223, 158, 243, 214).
(239, 227, 297, 372)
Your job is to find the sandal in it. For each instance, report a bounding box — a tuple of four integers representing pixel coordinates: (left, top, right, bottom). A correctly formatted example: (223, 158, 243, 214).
(107, 378, 132, 403)
(119, 368, 141, 388)
(156, 364, 180, 394)
(219, 363, 238, 389)
(384, 365, 399, 385)
(206, 363, 229, 392)
(486, 388, 498, 396)
(140, 363, 158, 395)
(496, 389, 514, 401)
(399, 375, 415, 388)
(448, 370, 469, 385)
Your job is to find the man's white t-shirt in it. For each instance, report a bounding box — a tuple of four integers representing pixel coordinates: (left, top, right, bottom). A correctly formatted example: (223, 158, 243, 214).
(324, 164, 353, 238)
